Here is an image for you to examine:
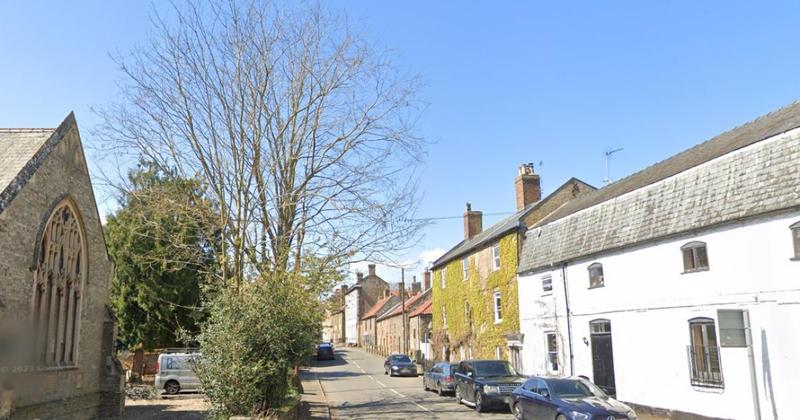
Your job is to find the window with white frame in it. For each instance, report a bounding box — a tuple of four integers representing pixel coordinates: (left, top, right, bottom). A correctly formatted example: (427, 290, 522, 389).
(495, 346, 502, 359)
(442, 306, 447, 328)
(492, 243, 501, 270)
(493, 290, 502, 323)
(791, 221, 800, 259)
(541, 275, 553, 293)
(545, 332, 558, 373)
(462, 256, 469, 280)
(441, 269, 446, 288)
(688, 317, 723, 387)
(588, 262, 604, 288)
(681, 241, 709, 272)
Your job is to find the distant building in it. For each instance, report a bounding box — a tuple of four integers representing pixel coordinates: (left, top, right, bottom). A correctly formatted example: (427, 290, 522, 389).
(431, 166, 594, 366)
(516, 102, 800, 419)
(408, 297, 433, 361)
(0, 115, 123, 418)
(323, 285, 348, 345)
(376, 287, 431, 356)
(360, 292, 401, 353)
(344, 264, 389, 346)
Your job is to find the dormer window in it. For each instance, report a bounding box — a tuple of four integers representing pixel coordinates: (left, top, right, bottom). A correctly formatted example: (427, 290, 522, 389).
(588, 263, 604, 289)
(791, 222, 800, 260)
(682, 241, 709, 273)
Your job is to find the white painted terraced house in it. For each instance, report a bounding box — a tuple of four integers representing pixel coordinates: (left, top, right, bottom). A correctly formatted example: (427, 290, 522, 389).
(515, 102, 800, 419)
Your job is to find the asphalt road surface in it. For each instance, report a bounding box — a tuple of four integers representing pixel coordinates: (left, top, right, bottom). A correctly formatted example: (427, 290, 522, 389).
(314, 347, 511, 419)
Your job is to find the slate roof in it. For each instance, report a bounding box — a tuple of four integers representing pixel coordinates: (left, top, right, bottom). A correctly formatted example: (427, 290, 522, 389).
(0, 113, 76, 216)
(408, 299, 432, 318)
(518, 101, 800, 274)
(361, 295, 400, 320)
(431, 178, 595, 269)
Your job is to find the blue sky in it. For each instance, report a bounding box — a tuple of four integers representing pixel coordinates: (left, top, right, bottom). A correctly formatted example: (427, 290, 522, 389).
(2, 1, 800, 285)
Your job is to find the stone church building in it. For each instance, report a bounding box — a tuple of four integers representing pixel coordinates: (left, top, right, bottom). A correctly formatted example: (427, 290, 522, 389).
(0, 114, 123, 418)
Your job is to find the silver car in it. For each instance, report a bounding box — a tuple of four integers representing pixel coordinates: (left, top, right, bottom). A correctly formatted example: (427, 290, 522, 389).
(154, 352, 201, 395)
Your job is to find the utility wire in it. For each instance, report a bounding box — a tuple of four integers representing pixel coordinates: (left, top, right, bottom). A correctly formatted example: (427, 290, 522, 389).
(411, 211, 515, 222)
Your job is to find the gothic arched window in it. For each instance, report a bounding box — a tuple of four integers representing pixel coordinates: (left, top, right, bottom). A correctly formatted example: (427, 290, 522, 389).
(32, 199, 86, 367)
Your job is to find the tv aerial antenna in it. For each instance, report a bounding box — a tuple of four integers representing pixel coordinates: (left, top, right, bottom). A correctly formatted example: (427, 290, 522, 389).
(603, 147, 624, 185)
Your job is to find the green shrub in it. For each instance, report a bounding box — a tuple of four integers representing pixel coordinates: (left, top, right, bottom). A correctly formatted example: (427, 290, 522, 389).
(196, 274, 323, 418)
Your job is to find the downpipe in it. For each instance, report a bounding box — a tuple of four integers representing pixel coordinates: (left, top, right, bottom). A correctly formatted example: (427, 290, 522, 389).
(561, 262, 575, 376)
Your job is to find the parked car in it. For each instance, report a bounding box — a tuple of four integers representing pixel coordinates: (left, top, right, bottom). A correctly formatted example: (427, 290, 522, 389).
(155, 352, 201, 395)
(383, 354, 417, 376)
(454, 359, 525, 412)
(509, 376, 637, 420)
(317, 343, 335, 361)
(423, 362, 458, 395)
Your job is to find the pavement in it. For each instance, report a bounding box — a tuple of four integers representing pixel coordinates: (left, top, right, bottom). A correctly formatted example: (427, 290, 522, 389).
(123, 394, 207, 420)
(308, 347, 511, 419)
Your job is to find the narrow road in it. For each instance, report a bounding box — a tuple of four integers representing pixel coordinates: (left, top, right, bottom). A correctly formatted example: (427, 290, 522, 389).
(314, 347, 511, 419)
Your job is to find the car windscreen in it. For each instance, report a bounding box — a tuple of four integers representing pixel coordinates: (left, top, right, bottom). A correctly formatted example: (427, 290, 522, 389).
(390, 355, 411, 363)
(446, 364, 457, 374)
(474, 361, 517, 377)
(548, 379, 607, 399)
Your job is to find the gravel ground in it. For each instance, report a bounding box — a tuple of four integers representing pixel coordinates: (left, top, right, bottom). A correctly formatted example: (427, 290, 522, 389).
(124, 395, 208, 420)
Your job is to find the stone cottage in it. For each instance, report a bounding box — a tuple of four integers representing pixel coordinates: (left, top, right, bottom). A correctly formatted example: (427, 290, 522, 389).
(0, 114, 123, 419)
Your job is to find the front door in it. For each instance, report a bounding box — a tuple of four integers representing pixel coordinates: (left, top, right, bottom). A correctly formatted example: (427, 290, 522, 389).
(590, 319, 616, 396)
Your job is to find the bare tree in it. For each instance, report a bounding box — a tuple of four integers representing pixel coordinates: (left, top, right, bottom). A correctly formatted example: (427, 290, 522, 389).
(95, 0, 426, 286)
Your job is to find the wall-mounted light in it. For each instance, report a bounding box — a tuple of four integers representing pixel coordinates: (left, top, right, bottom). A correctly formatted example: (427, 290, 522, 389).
(582, 337, 589, 346)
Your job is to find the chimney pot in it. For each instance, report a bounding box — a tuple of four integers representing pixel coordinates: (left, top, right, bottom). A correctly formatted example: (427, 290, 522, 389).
(463, 202, 483, 240)
(411, 276, 421, 294)
(515, 163, 541, 211)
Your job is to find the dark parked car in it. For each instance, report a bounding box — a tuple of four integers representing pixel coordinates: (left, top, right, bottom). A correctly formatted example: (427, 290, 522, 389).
(384, 354, 417, 376)
(423, 362, 458, 395)
(509, 376, 637, 420)
(454, 359, 525, 412)
(316, 343, 334, 361)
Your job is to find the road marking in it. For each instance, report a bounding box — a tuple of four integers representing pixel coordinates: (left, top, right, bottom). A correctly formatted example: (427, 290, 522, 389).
(375, 380, 387, 387)
(412, 402, 431, 412)
(391, 389, 405, 398)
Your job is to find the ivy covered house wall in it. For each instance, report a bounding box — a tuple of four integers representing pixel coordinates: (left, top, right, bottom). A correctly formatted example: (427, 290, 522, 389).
(431, 232, 520, 361)
(429, 164, 595, 366)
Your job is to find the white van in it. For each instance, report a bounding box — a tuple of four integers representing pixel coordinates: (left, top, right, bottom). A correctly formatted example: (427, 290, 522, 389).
(154, 352, 201, 395)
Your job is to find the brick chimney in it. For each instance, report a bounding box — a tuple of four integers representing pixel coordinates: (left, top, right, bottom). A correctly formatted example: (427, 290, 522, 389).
(368, 263, 376, 277)
(356, 271, 364, 282)
(463, 202, 483, 240)
(422, 270, 431, 291)
(515, 163, 541, 211)
(411, 276, 421, 294)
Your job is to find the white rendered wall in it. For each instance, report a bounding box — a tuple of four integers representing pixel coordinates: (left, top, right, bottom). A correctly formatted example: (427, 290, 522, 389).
(345, 289, 360, 345)
(518, 210, 800, 419)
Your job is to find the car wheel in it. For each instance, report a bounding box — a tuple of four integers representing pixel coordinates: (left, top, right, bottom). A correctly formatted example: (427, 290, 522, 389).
(475, 392, 485, 413)
(423, 378, 428, 391)
(164, 380, 180, 395)
(455, 386, 462, 404)
(389, 370, 394, 377)
(436, 382, 443, 396)
(513, 402, 524, 420)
